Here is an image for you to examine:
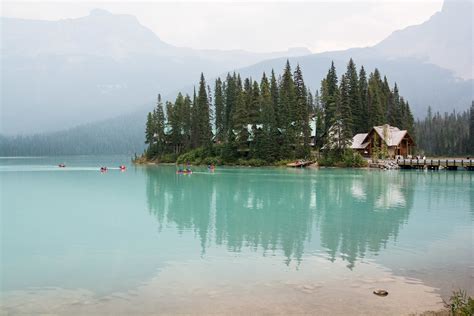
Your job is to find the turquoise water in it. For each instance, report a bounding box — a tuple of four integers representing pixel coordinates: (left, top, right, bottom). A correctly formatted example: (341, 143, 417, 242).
(1, 156, 473, 314)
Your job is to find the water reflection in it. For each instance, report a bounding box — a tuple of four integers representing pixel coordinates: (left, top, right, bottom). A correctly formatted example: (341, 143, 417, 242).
(145, 168, 415, 268)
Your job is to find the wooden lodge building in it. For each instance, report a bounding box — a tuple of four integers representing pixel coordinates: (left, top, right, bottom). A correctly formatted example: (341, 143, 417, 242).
(351, 124, 415, 158)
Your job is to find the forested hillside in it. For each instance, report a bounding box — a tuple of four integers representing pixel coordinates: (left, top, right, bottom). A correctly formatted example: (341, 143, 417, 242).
(415, 103, 473, 156)
(0, 111, 146, 156)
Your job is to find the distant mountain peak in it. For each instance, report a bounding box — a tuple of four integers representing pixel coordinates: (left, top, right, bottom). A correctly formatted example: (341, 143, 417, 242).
(89, 8, 113, 16)
(373, 0, 473, 79)
(287, 47, 312, 55)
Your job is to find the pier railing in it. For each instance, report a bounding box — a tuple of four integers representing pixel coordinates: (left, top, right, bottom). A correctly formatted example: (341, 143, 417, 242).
(397, 159, 474, 170)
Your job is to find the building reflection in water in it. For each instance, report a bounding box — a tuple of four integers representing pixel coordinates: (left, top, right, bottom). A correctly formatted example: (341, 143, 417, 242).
(145, 167, 415, 269)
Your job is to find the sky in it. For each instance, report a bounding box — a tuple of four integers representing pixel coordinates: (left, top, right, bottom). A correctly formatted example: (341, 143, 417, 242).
(2, 0, 444, 53)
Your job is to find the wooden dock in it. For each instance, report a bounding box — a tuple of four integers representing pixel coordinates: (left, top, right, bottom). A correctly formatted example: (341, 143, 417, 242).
(397, 159, 474, 170)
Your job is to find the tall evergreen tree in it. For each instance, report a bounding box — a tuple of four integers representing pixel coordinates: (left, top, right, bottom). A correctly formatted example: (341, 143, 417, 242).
(145, 112, 154, 145)
(190, 88, 199, 148)
(255, 73, 278, 161)
(196, 73, 212, 148)
(214, 78, 225, 142)
(232, 76, 248, 150)
(345, 58, 361, 134)
(153, 94, 166, 155)
(321, 61, 339, 134)
(182, 94, 192, 149)
(270, 69, 280, 126)
(278, 60, 297, 158)
(381, 76, 391, 123)
(224, 73, 236, 140)
(166, 100, 181, 154)
(293, 64, 310, 157)
(250, 80, 261, 125)
(358, 66, 369, 131)
(388, 83, 401, 127)
(338, 74, 353, 142)
(243, 77, 253, 118)
(367, 69, 384, 127)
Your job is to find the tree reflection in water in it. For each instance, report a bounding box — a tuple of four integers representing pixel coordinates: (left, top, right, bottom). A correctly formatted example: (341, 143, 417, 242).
(145, 167, 414, 268)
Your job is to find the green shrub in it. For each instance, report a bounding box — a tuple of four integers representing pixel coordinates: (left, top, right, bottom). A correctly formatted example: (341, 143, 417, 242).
(176, 147, 206, 164)
(235, 158, 266, 167)
(318, 150, 367, 168)
(342, 151, 367, 167)
(446, 290, 474, 316)
(202, 156, 221, 165)
(160, 153, 177, 163)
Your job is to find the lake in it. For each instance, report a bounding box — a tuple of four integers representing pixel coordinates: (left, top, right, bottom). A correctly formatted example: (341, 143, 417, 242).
(1, 156, 473, 315)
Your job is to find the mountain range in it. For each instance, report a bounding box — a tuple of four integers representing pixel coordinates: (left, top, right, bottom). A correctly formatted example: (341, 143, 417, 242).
(1, 8, 310, 135)
(0, 0, 472, 155)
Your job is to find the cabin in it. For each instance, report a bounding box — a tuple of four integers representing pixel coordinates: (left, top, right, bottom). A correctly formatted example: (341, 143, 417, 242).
(351, 124, 415, 158)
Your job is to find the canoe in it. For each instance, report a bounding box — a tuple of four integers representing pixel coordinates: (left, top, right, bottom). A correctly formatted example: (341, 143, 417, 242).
(287, 161, 312, 168)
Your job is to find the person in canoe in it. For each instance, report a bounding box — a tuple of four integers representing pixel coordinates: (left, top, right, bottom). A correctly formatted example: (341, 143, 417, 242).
(58, 163, 66, 168)
(100, 167, 108, 172)
(119, 165, 126, 171)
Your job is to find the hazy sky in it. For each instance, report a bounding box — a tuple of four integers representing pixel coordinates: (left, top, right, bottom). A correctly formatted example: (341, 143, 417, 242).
(2, 0, 444, 53)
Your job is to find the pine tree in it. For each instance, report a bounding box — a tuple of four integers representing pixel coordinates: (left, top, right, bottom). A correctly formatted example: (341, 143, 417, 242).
(243, 77, 253, 119)
(338, 74, 353, 144)
(166, 100, 181, 154)
(345, 58, 361, 134)
(145, 112, 154, 145)
(182, 94, 192, 149)
(389, 83, 402, 128)
(224, 73, 237, 140)
(321, 61, 339, 134)
(404, 101, 415, 136)
(197, 73, 212, 148)
(153, 94, 166, 155)
(278, 60, 297, 158)
(250, 80, 261, 125)
(367, 69, 384, 127)
(190, 88, 199, 148)
(381, 76, 391, 123)
(255, 73, 277, 161)
(293, 64, 310, 158)
(232, 76, 248, 150)
(214, 78, 225, 143)
(270, 69, 280, 126)
(358, 66, 369, 131)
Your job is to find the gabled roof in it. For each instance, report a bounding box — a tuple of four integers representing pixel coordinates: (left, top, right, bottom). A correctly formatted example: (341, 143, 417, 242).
(370, 125, 408, 147)
(351, 133, 369, 149)
(363, 124, 411, 147)
(351, 124, 414, 149)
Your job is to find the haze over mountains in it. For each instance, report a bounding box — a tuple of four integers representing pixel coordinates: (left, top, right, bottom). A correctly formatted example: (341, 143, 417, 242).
(1, 8, 310, 135)
(0, 0, 472, 155)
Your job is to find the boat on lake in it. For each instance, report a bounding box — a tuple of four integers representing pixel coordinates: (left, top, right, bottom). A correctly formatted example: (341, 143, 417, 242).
(287, 160, 312, 168)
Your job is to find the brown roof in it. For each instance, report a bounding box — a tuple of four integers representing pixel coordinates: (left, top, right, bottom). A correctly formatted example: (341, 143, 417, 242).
(371, 125, 408, 147)
(351, 124, 413, 149)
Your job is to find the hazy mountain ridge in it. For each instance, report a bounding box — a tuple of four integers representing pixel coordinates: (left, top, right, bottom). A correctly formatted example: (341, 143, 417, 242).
(230, 0, 473, 118)
(372, 0, 473, 79)
(1, 0, 472, 155)
(1, 9, 310, 135)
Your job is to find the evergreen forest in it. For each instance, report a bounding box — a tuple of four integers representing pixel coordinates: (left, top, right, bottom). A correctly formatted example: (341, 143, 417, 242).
(142, 59, 417, 165)
(415, 103, 473, 156)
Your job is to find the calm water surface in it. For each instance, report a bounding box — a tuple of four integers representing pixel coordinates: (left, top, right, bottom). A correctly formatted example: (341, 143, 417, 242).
(1, 156, 473, 314)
